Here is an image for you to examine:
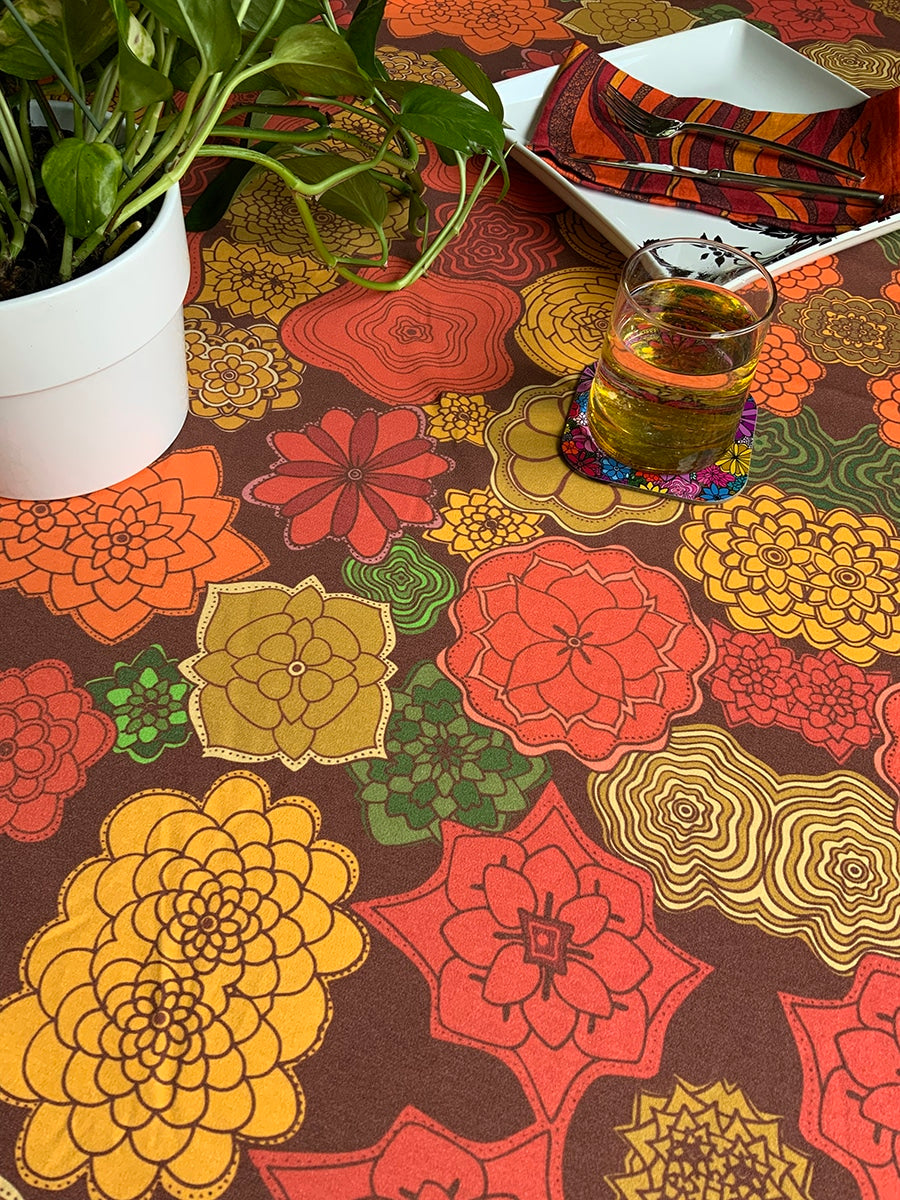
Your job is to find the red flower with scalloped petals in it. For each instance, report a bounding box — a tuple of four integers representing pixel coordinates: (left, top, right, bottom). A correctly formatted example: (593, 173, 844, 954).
(0, 448, 267, 643)
(253, 1109, 553, 1200)
(244, 408, 451, 562)
(748, 0, 879, 41)
(440, 538, 714, 769)
(0, 661, 114, 841)
(783, 955, 900, 1200)
(281, 258, 519, 405)
(357, 782, 711, 1124)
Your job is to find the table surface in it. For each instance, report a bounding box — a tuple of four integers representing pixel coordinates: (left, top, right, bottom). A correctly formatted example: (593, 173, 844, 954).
(3, 3, 900, 1200)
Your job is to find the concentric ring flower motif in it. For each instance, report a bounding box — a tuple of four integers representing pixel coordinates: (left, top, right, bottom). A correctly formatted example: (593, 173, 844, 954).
(784, 955, 900, 1200)
(0, 770, 368, 1200)
(677, 483, 900, 665)
(244, 408, 451, 562)
(180, 577, 396, 769)
(440, 537, 713, 768)
(0, 660, 114, 840)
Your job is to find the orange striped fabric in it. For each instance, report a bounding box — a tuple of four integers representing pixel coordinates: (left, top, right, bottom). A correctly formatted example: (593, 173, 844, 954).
(530, 43, 900, 234)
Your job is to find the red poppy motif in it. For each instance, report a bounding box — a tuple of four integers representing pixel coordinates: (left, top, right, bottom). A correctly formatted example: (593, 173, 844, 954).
(0, 661, 114, 841)
(747, 0, 879, 41)
(711, 622, 889, 764)
(782, 954, 900, 1200)
(281, 258, 520, 405)
(430, 200, 563, 282)
(356, 782, 711, 1125)
(439, 538, 714, 769)
(244, 407, 452, 562)
(253, 1108, 554, 1200)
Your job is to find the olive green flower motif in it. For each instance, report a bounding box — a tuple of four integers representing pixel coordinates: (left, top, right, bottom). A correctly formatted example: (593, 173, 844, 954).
(180, 577, 396, 769)
(348, 662, 549, 844)
(86, 644, 193, 763)
(424, 487, 544, 561)
(780, 288, 900, 375)
(561, 0, 696, 45)
(341, 537, 457, 635)
(423, 391, 491, 445)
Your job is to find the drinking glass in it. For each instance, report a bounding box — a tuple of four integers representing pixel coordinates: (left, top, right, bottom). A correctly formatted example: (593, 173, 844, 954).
(587, 237, 777, 474)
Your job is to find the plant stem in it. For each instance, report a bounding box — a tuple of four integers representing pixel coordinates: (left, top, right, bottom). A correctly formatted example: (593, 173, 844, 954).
(59, 230, 73, 281)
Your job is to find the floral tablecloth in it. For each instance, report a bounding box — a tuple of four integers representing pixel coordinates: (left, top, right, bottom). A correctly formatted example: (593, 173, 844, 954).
(4, 2, 900, 1199)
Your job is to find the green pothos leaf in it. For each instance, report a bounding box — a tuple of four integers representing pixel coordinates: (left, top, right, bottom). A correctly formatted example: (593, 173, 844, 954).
(41, 137, 123, 238)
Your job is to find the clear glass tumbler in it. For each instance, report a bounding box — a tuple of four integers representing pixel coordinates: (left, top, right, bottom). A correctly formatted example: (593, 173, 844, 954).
(587, 237, 777, 474)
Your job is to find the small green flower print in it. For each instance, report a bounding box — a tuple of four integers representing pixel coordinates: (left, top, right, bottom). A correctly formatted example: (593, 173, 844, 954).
(85, 645, 193, 763)
(348, 661, 549, 845)
(341, 536, 457, 634)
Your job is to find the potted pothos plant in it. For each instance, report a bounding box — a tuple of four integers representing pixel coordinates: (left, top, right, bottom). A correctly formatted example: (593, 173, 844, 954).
(0, 0, 507, 500)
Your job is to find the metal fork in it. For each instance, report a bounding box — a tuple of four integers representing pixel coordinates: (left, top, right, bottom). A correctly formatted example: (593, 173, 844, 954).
(602, 83, 866, 181)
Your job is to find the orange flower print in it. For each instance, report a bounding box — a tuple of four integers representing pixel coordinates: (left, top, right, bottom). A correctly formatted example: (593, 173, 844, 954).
(869, 371, 900, 447)
(385, 0, 569, 54)
(754, 323, 826, 417)
(0, 449, 267, 643)
(776, 256, 842, 301)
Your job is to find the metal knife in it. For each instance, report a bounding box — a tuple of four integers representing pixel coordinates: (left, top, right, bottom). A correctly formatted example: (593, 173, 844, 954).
(568, 155, 885, 205)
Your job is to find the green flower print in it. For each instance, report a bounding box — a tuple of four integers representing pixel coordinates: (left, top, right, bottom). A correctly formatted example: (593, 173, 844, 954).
(341, 537, 457, 634)
(86, 645, 193, 763)
(349, 662, 549, 845)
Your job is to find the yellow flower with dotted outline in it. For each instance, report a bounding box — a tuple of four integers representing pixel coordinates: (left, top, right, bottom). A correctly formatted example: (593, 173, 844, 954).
(424, 487, 544, 560)
(0, 770, 368, 1200)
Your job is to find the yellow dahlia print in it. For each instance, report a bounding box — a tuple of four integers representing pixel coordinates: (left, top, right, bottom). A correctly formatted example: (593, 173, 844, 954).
(195, 238, 338, 321)
(184, 305, 303, 430)
(591, 725, 900, 972)
(677, 482, 900, 665)
(0, 770, 368, 1200)
(607, 1078, 815, 1199)
(515, 267, 618, 375)
(180, 577, 397, 769)
(423, 391, 491, 445)
(424, 487, 544, 560)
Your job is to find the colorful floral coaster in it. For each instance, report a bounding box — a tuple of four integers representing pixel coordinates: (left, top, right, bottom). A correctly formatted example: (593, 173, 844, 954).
(560, 364, 757, 504)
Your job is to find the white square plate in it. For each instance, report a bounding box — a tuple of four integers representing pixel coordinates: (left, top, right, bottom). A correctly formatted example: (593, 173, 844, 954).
(494, 19, 898, 275)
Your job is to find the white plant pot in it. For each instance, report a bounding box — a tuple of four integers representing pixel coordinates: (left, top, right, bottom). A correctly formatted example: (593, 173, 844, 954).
(0, 185, 190, 500)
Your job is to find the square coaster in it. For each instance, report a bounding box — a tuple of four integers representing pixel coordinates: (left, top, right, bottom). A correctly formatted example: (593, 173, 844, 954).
(560, 364, 758, 504)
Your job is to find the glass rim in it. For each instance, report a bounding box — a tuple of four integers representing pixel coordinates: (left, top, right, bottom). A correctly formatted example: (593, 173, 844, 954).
(622, 237, 778, 338)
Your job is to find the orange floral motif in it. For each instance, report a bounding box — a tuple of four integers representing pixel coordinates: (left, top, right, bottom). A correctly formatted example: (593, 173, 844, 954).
(869, 371, 900, 447)
(776, 256, 842, 301)
(754, 323, 826, 417)
(0, 770, 368, 1200)
(385, 0, 569, 54)
(0, 449, 267, 644)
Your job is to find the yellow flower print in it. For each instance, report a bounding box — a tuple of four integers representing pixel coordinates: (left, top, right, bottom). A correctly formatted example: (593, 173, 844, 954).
(487, 377, 680, 534)
(556, 210, 626, 270)
(181, 577, 396, 768)
(0, 770, 368, 1200)
(515, 267, 618, 375)
(802, 38, 900, 89)
(608, 1078, 815, 1199)
(423, 488, 544, 560)
(423, 391, 490, 444)
(715, 441, 752, 477)
(184, 305, 303, 430)
(779, 287, 900, 375)
(377, 45, 463, 88)
(195, 238, 338, 320)
(678, 483, 900, 663)
(562, 0, 696, 45)
(591, 725, 900, 972)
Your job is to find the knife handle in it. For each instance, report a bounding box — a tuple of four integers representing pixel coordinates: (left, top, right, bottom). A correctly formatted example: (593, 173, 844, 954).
(707, 167, 883, 205)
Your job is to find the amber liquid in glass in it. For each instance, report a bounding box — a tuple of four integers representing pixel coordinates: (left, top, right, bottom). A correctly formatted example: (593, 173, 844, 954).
(588, 278, 762, 473)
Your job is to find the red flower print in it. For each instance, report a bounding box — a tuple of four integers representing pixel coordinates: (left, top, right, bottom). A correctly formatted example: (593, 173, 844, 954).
(421, 156, 564, 214)
(0, 661, 114, 841)
(253, 1108, 554, 1200)
(0, 448, 267, 643)
(747, 0, 879, 42)
(440, 538, 714, 769)
(430, 200, 563, 282)
(357, 782, 711, 1124)
(244, 408, 451, 562)
(711, 623, 888, 764)
(281, 258, 520, 405)
(783, 955, 900, 1200)
(874, 682, 900, 804)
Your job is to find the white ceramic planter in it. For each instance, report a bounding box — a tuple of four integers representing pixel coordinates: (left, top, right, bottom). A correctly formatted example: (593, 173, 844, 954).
(0, 185, 190, 500)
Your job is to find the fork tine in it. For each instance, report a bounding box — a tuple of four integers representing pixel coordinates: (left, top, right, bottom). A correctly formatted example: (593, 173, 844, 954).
(602, 85, 655, 133)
